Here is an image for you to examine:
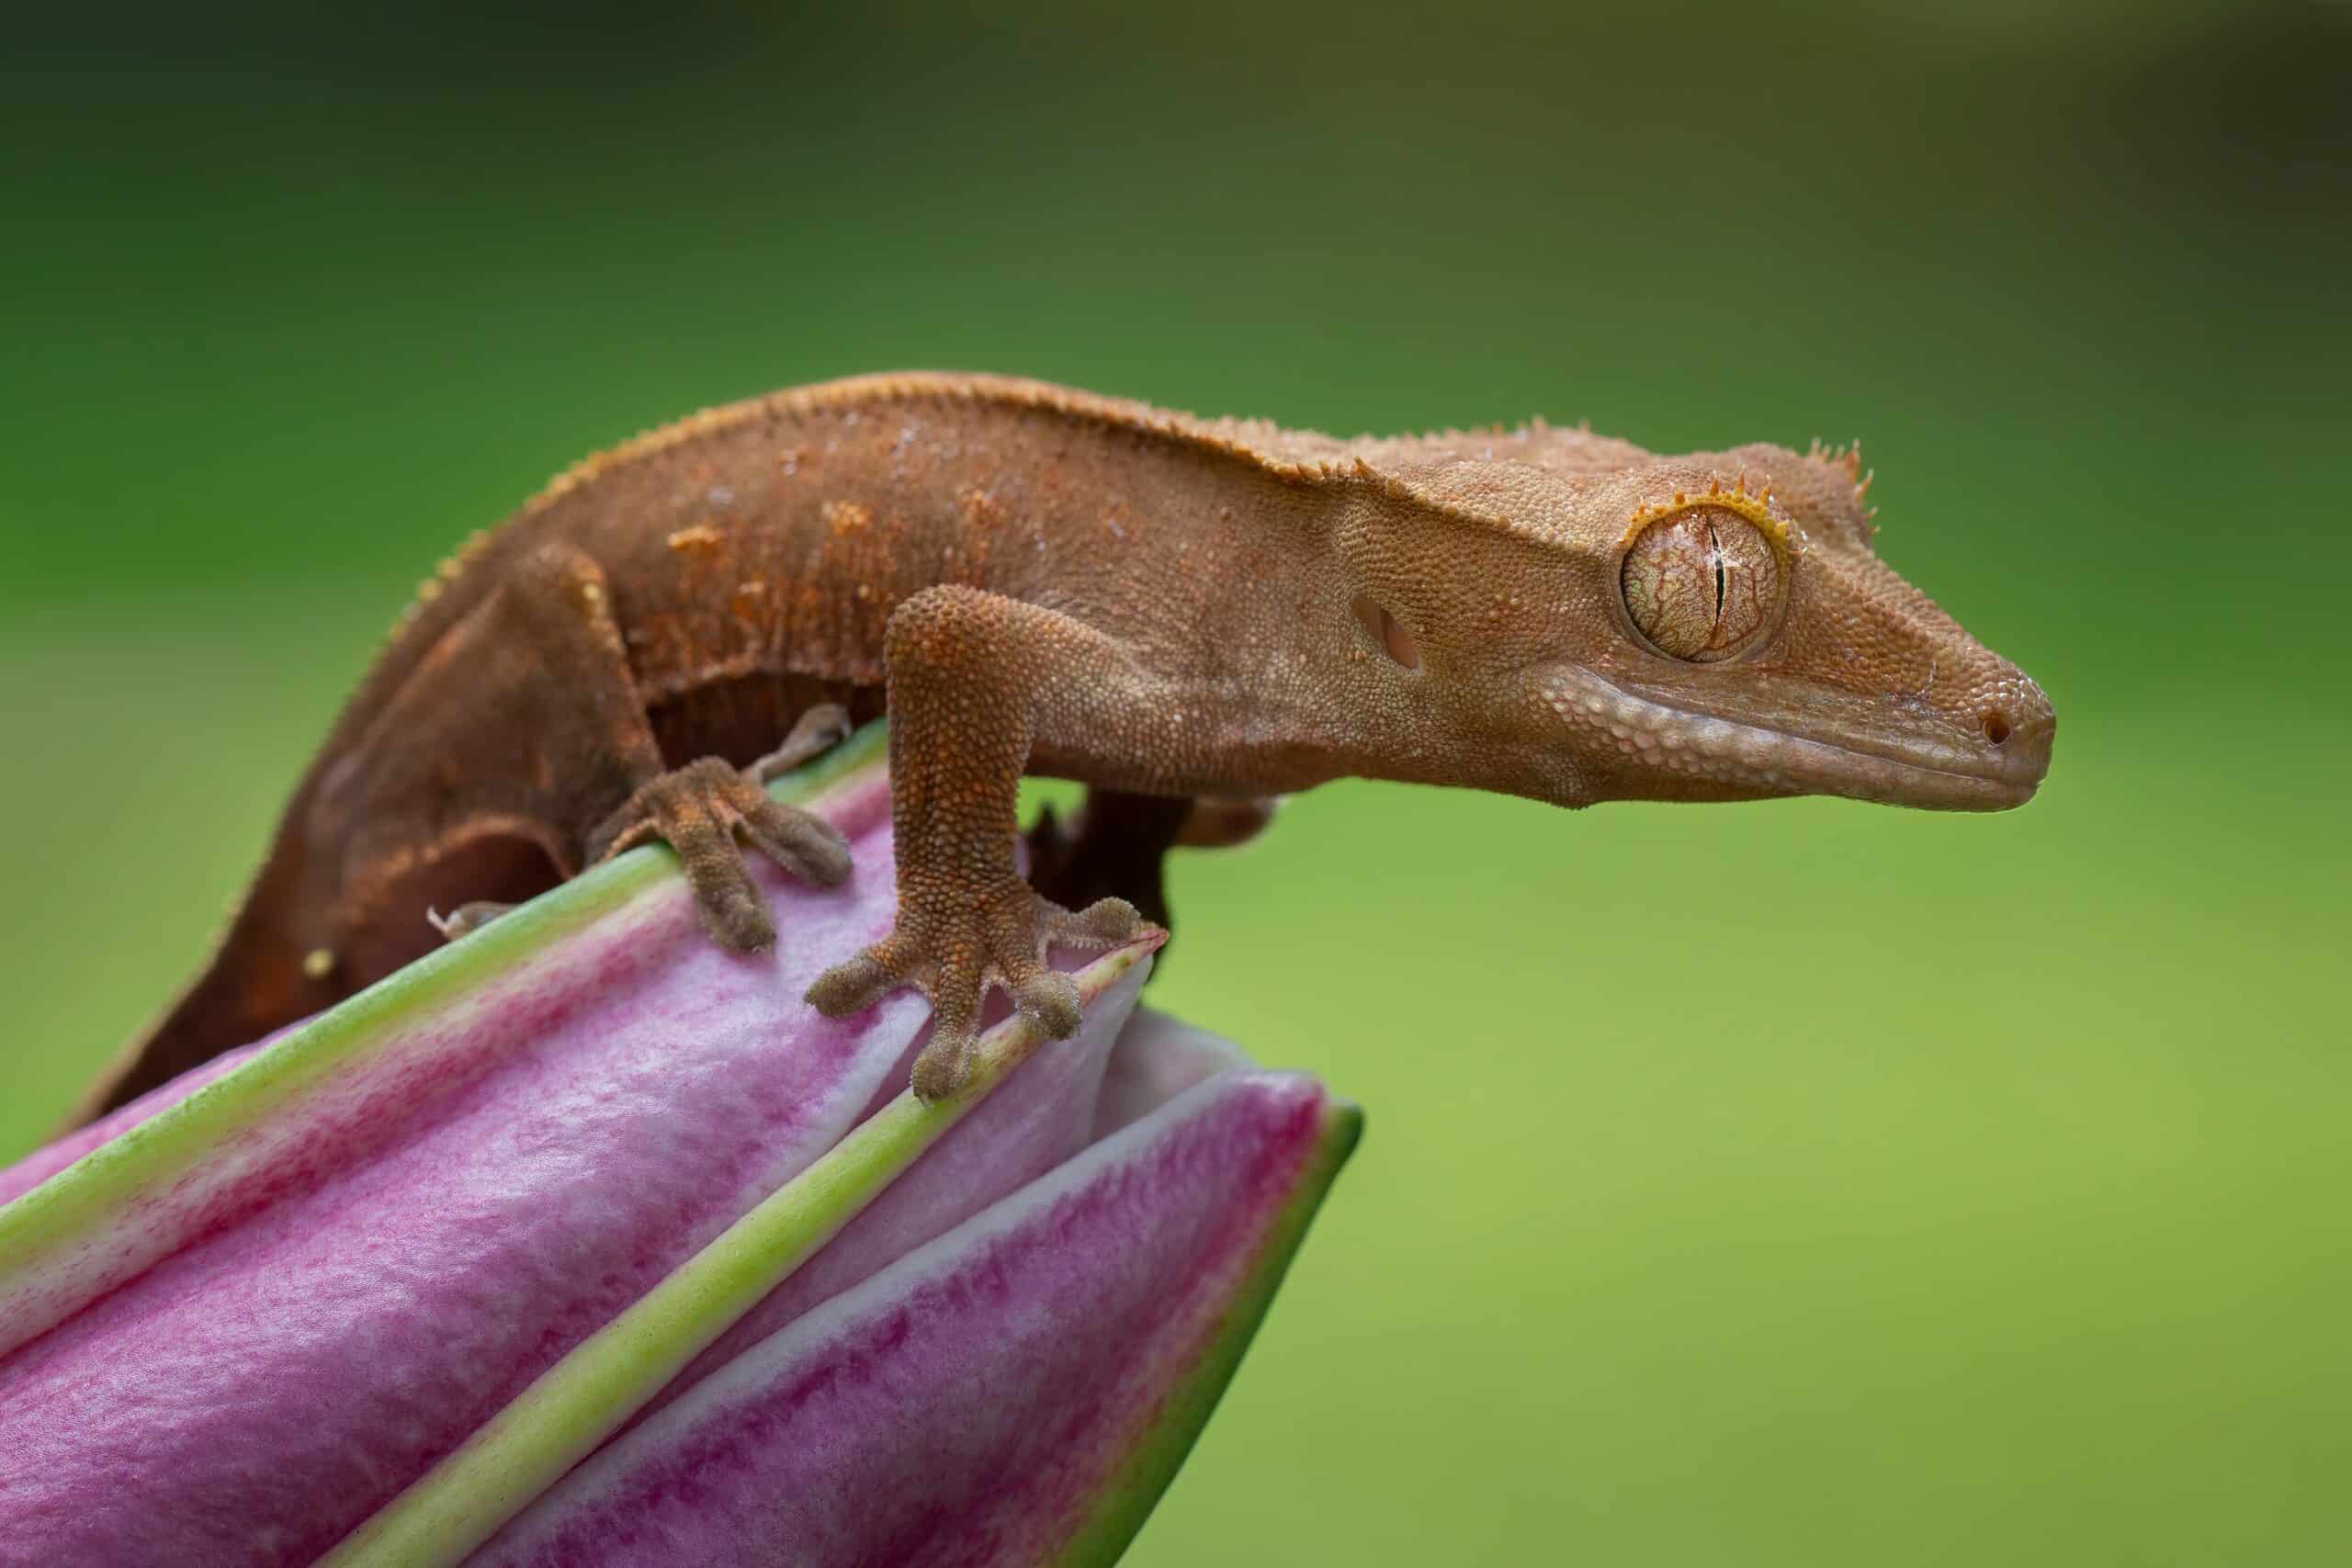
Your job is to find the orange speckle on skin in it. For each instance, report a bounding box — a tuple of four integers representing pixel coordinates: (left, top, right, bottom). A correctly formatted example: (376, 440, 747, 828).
(958, 487, 1005, 529)
(825, 501, 874, 537)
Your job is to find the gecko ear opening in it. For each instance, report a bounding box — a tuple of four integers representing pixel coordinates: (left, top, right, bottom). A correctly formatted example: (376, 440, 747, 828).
(1351, 594, 1421, 671)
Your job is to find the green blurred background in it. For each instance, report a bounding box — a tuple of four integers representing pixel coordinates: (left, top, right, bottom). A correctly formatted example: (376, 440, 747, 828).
(5, 1, 2346, 1561)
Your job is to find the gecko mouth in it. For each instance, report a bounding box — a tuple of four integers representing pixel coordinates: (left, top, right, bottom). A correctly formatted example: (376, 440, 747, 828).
(1542, 667, 2052, 810)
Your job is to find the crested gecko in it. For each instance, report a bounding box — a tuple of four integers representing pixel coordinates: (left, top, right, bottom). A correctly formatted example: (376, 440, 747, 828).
(79, 372, 2053, 1118)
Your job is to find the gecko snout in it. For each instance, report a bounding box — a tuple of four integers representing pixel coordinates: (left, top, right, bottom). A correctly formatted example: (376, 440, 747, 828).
(1973, 678, 2055, 795)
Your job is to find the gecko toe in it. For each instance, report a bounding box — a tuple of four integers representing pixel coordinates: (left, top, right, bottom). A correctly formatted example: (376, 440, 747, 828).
(806, 941, 908, 1018)
(696, 873, 777, 953)
(1003, 960, 1083, 1040)
(1040, 895, 1153, 949)
(905, 953, 1076, 1103)
(908, 953, 984, 1101)
(710, 761, 853, 888)
(740, 796, 853, 887)
(910, 1029, 977, 1102)
(642, 786, 775, 952)
(748, 703, 855, 784)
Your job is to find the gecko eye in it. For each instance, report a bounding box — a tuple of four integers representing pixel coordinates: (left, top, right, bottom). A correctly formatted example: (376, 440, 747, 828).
(1619, 506, 1786, 662)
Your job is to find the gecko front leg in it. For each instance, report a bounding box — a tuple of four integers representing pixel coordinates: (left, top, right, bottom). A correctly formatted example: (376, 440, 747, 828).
(585, 701, 855, 951)
(805, 586, 1163, 1100)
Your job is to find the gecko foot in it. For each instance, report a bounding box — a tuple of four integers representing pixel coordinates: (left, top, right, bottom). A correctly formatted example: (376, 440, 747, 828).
(590, 756, 853, 953)
(804, 879, 1155, 1101)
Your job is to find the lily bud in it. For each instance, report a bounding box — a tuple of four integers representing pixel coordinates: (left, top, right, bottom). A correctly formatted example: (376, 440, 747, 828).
(0, 726, 1359, 1566)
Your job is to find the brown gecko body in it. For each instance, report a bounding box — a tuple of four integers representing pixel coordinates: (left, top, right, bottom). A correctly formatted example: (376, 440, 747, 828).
(82, 372, 2052, 1118)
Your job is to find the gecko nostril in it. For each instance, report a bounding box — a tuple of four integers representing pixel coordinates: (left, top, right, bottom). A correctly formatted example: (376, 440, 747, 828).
(1982, 710, 2012, 746)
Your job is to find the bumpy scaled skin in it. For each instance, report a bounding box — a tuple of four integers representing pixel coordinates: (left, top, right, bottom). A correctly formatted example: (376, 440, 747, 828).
(81, 373, 2052, 1120)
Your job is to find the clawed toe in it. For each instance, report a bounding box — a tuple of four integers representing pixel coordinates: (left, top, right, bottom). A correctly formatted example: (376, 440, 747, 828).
(910, 1032, 977, 1102)
(695, 871, 776, 953)
(741, 796, 853, 887)
(748, 703, 853, 784)
(804, 943, 908, 1019)
(1040, 895, 1152, 949)
(1006, 964, 1082, 1038)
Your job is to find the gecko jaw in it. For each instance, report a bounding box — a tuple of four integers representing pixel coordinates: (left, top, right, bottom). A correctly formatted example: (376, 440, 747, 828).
(1539, 666, 2051, 811)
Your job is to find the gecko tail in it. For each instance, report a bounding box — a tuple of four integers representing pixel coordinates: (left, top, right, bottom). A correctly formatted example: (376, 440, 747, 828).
(66, 807, 571, 1131)
(67, 831, 335, 1130)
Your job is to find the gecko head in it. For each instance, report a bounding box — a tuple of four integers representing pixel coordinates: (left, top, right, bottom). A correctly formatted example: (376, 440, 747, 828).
(1334, 436, 2053, 811)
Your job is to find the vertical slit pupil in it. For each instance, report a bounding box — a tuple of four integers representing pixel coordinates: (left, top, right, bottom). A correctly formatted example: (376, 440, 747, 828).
(1707, 523, 1726, 619)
